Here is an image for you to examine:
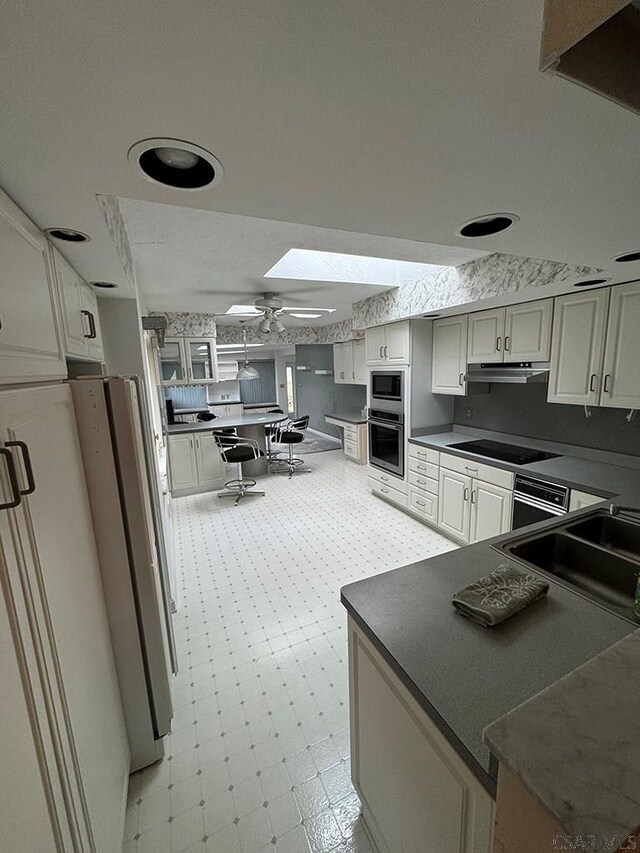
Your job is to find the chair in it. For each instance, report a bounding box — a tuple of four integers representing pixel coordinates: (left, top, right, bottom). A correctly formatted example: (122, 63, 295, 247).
(264, 408, 284, 463)
(214, 433, 265, 504)
(272, 415, 311, 478)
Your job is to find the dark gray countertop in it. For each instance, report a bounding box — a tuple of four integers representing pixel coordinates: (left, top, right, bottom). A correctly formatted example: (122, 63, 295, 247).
(165, 412, 287, 435)
(325, 411, 367, 424)
(341, 546, 633, 795)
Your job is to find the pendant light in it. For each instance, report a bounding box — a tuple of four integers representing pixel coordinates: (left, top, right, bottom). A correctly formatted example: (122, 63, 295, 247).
(236, 326, 260, 380)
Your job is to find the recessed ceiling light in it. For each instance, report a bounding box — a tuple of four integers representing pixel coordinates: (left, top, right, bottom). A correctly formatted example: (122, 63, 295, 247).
(613, 250, 640, 263)
(128, 138, 224, 191)
(573, 278, 610, 287)
(290, 313, 322, 319)
(90, 281, 118, 289)
(45, 227, 91, 243)
(458, 213, 519, 238)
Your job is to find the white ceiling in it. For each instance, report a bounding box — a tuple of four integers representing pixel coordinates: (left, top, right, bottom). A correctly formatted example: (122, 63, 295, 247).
(1, 0, 640, 302)
(118, 197, 485, 322)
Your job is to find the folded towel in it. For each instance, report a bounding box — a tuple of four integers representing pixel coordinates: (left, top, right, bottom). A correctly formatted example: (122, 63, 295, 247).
(452, 564, 549, 627)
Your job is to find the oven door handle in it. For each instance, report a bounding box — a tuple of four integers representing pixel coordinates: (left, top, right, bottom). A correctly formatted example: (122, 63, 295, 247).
(368, 419, 402, 431)
(513, 493, 567, 515)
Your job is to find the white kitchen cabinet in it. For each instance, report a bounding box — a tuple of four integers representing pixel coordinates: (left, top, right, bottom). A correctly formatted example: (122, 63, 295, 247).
(0, 383, 129, 852)
(54, 248, 104, 362)
(468, 299, 552, 365)
(547, 289, 609, 405)
(600, 280, 640, 409)
(365, 325, 386, 365)
(168, 432, 224, 496)
(333, 342, 347, 381)
(365, 321, 410, 366)
(352, 338, 367, 384)
(470, 480, 513, 544)
(0, 189, 66, 384)
(438, 467, 472, 541)
(159, 337, 188, 384)
(159, 337, 218, 385)
(467, 308, 505, 363)
(569, 489, 603, 512)
(217, 359, 239, 382)
(504, 299, 553, 361)
(432, 316, 468, 395)
(348, 618, 494, 853)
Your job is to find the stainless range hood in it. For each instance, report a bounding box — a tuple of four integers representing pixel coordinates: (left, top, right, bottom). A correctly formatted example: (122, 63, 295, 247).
(464, 362, 550, 384)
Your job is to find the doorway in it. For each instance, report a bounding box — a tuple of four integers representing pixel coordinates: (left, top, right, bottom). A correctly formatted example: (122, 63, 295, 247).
(285, 362, 296, 414)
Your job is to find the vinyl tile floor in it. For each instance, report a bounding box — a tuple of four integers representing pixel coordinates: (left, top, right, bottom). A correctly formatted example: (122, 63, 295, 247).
(124, 450, 457, 853)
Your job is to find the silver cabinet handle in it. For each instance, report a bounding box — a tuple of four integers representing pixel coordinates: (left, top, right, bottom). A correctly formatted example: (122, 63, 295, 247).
(352, 371, 355, 379)
(416, 500, 426, 507)
(504, 335, 510, 351)
(603, 374, 612, 393)
(379, 346, 383, 358)
(81, 309, 97, 339)
(417, 478, 426, 485)
(381, 487, 389, 493)
(465, 466, 478, 474)
(0, 447, 22, 510)
(496, 336, 501, 351)
(381, 475, 389, 481)
(6, 441, 36, 495)
(464, 487, 469, 502)
(471, 489, 476, 504)
(589, 373, 597, 392)
(384, 345, 388, 357)
(459, 373, 464, 386)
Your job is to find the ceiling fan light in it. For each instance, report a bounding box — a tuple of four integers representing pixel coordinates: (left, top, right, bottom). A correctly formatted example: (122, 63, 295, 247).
(272, 318, 285, 333)
(259, 317, 272, 334)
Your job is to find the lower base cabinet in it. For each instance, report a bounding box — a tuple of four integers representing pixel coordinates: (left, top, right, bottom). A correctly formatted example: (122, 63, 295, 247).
(168, 433, 225, 496)
(348, 618, 494, 853)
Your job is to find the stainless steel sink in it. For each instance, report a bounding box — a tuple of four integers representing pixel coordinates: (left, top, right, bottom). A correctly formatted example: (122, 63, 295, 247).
(498, 510, 640, 622)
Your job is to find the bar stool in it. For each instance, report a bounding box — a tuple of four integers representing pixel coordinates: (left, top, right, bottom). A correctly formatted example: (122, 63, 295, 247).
(214, 433, 265, 504)
(273, 415, 311, 479)
(265, 408, 284, 464)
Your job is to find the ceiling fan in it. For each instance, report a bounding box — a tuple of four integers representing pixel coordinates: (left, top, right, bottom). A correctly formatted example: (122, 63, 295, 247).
(212, 291, 333, 335)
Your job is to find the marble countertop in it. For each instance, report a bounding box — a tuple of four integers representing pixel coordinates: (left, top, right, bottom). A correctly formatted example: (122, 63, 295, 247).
(325, 411, 367, 424)
(484, 630, 640, 842)
(166, 412, 287, 434)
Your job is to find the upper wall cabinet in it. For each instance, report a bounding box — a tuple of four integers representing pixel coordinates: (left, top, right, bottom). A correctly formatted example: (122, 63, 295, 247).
(467, 299, 553, 364)
(0, 189, 66, 384)
(334, 339, 366, 385)
(365, 321, 410, 366)
(547, 289, 609, 405)
(600, 280, 640, 409)
(432, 316, 468, 395)
(159, 337, 219, 385)
(53, 249, 104, 362)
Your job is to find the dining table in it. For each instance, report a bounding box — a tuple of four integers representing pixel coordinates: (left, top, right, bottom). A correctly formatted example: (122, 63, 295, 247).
(165, 411, 288, 476)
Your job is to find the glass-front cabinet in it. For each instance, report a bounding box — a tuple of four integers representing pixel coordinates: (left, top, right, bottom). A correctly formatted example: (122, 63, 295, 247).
(158, 337, 218, 385)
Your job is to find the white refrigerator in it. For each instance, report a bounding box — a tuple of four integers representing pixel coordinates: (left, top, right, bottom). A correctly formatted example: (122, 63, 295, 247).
(72, 376, 176, 771)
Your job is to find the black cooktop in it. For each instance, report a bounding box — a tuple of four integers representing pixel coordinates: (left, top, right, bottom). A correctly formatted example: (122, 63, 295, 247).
(448, 439, 561, 466)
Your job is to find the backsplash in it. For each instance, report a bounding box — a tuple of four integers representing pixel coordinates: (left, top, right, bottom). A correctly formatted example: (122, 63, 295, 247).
(453, 384, 640, 456)
(165, 385, 207, 408)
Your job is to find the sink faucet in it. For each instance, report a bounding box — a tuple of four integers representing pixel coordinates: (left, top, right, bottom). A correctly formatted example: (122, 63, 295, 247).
(609, 504, 640, 517)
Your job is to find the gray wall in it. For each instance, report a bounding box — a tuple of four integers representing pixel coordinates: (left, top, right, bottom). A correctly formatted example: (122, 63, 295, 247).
(295, 345, 367, 438)
(453, 384, 640, 456)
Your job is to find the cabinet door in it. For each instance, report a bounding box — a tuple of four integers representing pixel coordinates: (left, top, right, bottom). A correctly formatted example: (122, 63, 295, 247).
(467, 309, 505, 364)
(432, 316, 468, 395)
(187, 338, 218, 383)
(470, 480, 513, 544)
(0, 384, 128, 852)
(343, 342, 355, 382)
(81, 284, 104, 361)
(333, 343, 346, 382)
(504, 298, 552, 362)
(195, 434, 224, 487)
(0, 192, 66, 383)
(600, 281, 640, 409)
(159, 337, 187, 385)
(437, 468, 471, 542)
(352, 339, 367, 384)
(385, 321, 410, 364)
(547, 290, 608, 405)
(366, 326, 386, 365)
(55, 251, 88, 358)
(168, 435, 198, 491)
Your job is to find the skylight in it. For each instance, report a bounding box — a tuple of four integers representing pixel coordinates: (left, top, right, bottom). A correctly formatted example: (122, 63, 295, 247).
(263, 249, 449, 286)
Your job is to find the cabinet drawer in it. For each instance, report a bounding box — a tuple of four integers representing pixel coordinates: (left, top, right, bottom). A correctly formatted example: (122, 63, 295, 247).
(343, 423, 358, 437)
(440, 452, 514, 490)
(409, 489, 438, 523)
(408, 470, 439, 495)
(344, 440, 359, 459)
(368, 477, 409, 508)
(408, 458, 439, 481)
(367, 465, 408, 494)
(408, 443, 439, 465)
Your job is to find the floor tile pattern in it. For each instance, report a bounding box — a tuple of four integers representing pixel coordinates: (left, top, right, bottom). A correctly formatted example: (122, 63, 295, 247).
(124, 451, 456, 852)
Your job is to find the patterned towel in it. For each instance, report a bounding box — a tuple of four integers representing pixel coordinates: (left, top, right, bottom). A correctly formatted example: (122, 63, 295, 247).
(452, 564, 549, 627)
